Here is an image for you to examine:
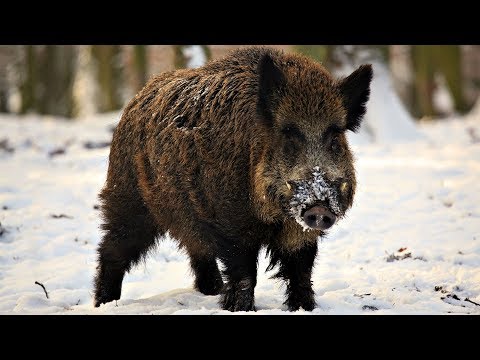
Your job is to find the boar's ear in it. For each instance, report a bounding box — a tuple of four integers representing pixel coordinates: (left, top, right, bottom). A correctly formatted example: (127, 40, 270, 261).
(338, 64, 373, 132)
(257, 53, 285, 126)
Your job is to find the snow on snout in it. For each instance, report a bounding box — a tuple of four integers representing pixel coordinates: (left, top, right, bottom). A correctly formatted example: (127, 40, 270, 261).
(289, 167, 342, 231)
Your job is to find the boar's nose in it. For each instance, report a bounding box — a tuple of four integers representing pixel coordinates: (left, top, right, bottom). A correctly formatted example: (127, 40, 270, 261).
(302, 206, 336, 230)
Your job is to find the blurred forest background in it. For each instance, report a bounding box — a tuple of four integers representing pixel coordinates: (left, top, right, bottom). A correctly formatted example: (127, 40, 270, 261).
(0, 45, 479, 120)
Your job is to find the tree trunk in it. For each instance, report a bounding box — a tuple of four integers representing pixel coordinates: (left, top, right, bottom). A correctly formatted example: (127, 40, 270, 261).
(389, 45, 418, 118)
(433, 45, 468, 114)
(37, 45, 76, 117)
(19, 46, 76, 117)
(201, 45, 211, 62)
(412, 45, 436, 118)
(91, 45, 123, 112)
(173, 45, 188, 69)
(411, 45, 468, 118)
(133, 45, 148, 92)
(294, 45, 332, 68)
(20, 45, 36, 114)
(0, 46, 13, 112)
(461, 45, 480, 109)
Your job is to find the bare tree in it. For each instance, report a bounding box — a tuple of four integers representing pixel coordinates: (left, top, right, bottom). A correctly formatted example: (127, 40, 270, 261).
(133, 45, 148, 92)
(0, 46, 16, 113)
(20, 45, 36, 114)
(91, 45, 123, 112)
(435, 46, 468, 113)
(411, 45, 468, 118)
(38, 45, 76, 117)
(294, 45, 333, 68)
(173, 45, 188, 69)
(19, 46, 76, 117)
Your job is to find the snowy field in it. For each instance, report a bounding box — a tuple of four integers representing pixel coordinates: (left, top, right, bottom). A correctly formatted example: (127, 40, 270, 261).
(1, 73, 480, 314)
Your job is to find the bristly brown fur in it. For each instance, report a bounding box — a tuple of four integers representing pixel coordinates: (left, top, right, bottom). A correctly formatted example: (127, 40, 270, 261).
(93, 46, 372, 311)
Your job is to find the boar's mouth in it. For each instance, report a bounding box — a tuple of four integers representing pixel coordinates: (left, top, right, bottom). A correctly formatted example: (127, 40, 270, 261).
(300, 200, 334, 218)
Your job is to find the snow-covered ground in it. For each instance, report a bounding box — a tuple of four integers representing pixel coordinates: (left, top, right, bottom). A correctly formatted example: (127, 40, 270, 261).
(1, 103, 480, 314)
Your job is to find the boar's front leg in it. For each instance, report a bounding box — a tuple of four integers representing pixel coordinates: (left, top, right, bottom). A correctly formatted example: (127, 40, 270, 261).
(218, 243, 260, 312)
(269, 242, 318, 311)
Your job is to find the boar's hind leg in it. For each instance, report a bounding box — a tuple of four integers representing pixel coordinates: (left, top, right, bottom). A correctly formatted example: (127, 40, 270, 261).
(189, 251, 224, 296)
(218, 244, 260, 312)
(94, 190, 161, 307)
(268, 243, 318, 311)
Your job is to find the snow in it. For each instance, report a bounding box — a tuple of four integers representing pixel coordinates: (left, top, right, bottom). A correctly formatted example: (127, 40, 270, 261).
(1, 72, 480, 314)
(342, 61, 425, 146)
(333, 48, 423, 145)
(182, 46, 207, 69)
(433, 73, 455, 116)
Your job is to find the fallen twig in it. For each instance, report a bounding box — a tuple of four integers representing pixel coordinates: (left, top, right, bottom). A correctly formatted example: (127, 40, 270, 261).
(48, 147, 66, 158)
(440, 293, 480, 308)
(83, 141, 111, 150)
(386, 251, 411, 262)
(465, 298, 480, 306)
(385, 249, 426, 262)
(354, 293, 371, 298)
(50, 214, 73, 219)
(35, 281, 49, 299)
(451, 294, 460, 300)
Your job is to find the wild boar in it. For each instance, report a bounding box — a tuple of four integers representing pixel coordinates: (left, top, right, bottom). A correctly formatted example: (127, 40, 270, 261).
(94, 46, 372, 311)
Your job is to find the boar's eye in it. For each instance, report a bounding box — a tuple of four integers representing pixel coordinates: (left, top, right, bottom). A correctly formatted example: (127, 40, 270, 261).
(281, 125, 305, 142)
(281, 124, 304, 163)
(331, 134, 341, 153)
(325, 125, 344, 154)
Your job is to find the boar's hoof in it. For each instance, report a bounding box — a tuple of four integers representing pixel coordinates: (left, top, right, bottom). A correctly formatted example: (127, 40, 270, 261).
(220, 280, 256, 312)
(94, 288, 120, 308)
(94, 279, 122, 307)
(286, 288, 316, 312)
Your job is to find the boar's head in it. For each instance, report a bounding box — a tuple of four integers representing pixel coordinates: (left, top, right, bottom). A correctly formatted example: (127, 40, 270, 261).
(256, 52, 372, 231)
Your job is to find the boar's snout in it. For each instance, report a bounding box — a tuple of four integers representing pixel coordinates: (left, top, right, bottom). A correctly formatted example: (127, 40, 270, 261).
(302, 205, 336, 230)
